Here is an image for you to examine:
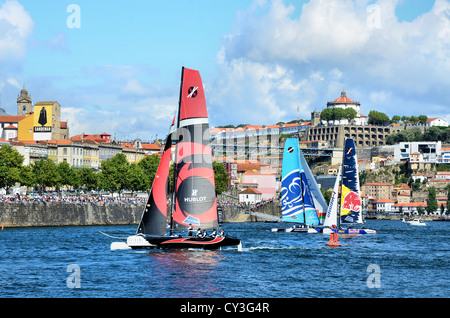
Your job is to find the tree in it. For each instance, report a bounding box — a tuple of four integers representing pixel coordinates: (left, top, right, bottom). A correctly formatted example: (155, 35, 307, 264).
(368, 110, 390, 125)
(213, 161, 229, 195)
(0, 144, 24, 192)
(77, 167, 99, 191)
(344, 108, 357, 121)
(423, 126, 443, 141)
(56, 161, 76, 191)
(19, 165, 34, 188)
(126, 163, 147, 194)
(333, 108, 346, 121)
(320, 108, 333, 121)
(418, 115, 428, 124)
(391, 115, 401, 123)
(99, 153, 129, 194)
(320, 108, 356, 122)
(426, 186, 438, 214)
(32, 159, 59, 191)
(138, 154, 161, 190)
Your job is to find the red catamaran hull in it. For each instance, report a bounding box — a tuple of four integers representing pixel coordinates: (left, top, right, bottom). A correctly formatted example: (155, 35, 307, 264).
(143, 235, 241, 250)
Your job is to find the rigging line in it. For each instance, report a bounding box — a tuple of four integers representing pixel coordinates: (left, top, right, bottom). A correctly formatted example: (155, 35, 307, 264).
(98, 231, 128, 240)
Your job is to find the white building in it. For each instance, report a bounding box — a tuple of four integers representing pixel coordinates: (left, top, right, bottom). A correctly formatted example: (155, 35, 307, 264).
(436, 171, 450, 180)
(375, 199, 395, 212)
(394, 141, 441, 163)
(239, 188, 262, 204)
(437, 147, 450, 164)
(426, 117, 448, 127)
(324, 90, 368, 126)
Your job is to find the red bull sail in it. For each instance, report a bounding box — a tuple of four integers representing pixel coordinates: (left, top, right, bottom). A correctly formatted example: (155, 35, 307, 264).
(340, 138, 363, 225)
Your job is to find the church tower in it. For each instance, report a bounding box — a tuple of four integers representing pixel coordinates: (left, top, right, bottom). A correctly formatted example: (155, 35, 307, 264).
(17, 85, 32, 115)
(311, 109, 321, 126)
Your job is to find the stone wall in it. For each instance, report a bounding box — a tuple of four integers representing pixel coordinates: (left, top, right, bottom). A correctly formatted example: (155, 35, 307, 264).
(0, 202, 245, 227)
(0, 202, 143, 227)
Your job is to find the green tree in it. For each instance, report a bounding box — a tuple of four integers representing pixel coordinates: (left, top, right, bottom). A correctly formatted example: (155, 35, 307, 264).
(368, 110, 390, 125)
(56, 161, 76, 191)
(32, 159, 59, 191)
(138, 154, 161, 190)
(320, 108, 333, 121)
(99, 153, 129, 194)
(426, 186, 438, 214)
(344, 108, 357, 121)
(391, 115, 401, 123)
(77, 167, 99, 192)
(423, 126, 443, 141)
(19, 165, 34, 188)
(0, 144, 24, 192)
(409, 116, 418, 124)
(418, 115, 428, 124)
(333, 108, 346, 120)
(401, 116, 410, 123)
(213, 161, 229, 195)
(127, 163, 147, 194)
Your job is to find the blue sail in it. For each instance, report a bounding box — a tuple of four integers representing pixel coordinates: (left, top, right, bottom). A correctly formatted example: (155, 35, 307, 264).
(281, 138, 304, 223)
(281, 138, 319, 225)
(301, 166, 320, 226)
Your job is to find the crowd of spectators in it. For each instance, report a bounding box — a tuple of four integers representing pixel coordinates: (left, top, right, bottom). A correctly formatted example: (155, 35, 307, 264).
(217, 197, 275, 212)
(0, 194, 146, 205)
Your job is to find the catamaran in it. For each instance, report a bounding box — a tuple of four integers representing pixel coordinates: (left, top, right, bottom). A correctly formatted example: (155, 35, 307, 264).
(271, 138, 325, 233)
(110, 67, 241, 250)
(322, 138, 376, 235)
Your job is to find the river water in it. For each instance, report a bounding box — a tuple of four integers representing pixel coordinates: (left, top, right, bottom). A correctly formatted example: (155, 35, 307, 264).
(0, 220, 448, 301)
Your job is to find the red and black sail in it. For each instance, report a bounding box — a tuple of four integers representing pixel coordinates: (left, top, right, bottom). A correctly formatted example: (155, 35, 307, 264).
(136, 117, 175, 235)
(171, 67, 218, 231)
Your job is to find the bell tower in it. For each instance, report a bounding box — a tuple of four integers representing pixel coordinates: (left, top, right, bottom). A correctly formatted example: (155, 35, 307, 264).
(17, 85, 32, 115)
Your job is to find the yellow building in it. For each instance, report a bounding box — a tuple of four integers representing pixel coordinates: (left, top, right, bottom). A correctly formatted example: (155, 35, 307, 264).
(122, 142, 145, 163)
(17, 112, 34, 141)
(82, 140, 100, 170)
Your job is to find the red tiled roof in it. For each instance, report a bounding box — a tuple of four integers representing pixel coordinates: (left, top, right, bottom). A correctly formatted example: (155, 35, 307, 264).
(0, 115, 25, 123)
(141, 143, 160, 150)
(393, 202, 427, 207)
(239, 188, 262, 194)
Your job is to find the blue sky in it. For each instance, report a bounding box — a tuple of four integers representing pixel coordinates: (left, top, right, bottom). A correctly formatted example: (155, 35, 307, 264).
(0, 0, 449, 141)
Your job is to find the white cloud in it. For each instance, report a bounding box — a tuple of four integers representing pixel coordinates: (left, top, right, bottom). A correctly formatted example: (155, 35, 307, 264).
(0, 0, 34, 61)
(209, 0, 450, 126)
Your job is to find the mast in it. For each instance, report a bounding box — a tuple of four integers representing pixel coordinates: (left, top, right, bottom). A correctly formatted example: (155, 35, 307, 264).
(169, 66, 185, 236)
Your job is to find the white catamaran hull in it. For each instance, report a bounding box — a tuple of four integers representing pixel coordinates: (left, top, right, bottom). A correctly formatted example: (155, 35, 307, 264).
(110, 235, 156, 250)
(271, 226, 320, 233)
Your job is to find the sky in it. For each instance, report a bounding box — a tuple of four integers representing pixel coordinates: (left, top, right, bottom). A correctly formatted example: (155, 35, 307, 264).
(0, 0, 449, 141)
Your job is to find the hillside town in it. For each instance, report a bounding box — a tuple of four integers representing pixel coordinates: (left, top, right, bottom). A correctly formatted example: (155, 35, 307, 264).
(1, 87, 449, 217)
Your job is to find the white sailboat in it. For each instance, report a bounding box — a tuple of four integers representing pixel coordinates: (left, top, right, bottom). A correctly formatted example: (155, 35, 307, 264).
(322, 138, 377, 235)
